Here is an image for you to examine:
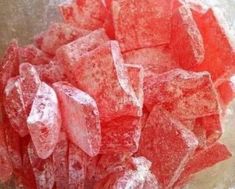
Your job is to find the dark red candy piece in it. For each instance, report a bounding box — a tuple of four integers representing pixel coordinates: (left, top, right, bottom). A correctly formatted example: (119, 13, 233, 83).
(27, 82, 61, 159)
(100, 116, 141, 154)
(53, 131, 69, 189)
(20, 45, 52, 65)
(175, 142, 232, 187)
(28, 141, 55, 189)
(170, 5, 205, 69)
(59, 0, 106, 30)
(4, 77, 29, 137)
(191, 9, 235, 81)
(138, 107, 198, 189)
(53, 82, 101, 157)
(111, 0, 172, 52)
(144, 69, 220, 120)
(0, 40, 19, 98)
(124, 47, 178, 80)
(68, 40, 141, 122)
(37, 22, 89, 55)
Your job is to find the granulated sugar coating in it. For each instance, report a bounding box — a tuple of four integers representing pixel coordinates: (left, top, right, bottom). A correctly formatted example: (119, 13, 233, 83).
(0, 0, 235, 189)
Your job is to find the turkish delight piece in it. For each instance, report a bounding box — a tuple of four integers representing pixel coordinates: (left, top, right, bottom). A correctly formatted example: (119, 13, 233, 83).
(175, 142, 232, 187)
(111, 0, 172, 52)
(191, 9, 235, 81)
(19, 63, 41, 115)
(28, 142, 55, 189)
(56, 28, 109, 82)
(0, 40, 19, 97)
(4, 77, 29, 137)
(38, 22, 89, 55)
(68, 143, 86, 189)
(53, 131, 69, 189)
(20, 45, 52, 65)
(53, 82, 101, 157)
(144, 69, 220, 120)
(59, 0, 106, 30)
(170, 5, 205, 69)
(35, 60, 66, 84)
(138, 106, 198, 188)
(100, 116, 141, 154)
(68, 40, 140, 122)
(0, 124, 13, 183)
(124, 47, 178, 79)
(27, 82, 61, 159)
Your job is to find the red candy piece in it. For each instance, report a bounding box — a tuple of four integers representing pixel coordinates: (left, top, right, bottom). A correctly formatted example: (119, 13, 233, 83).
(175, 143, 232, 187)
(0, 40, 19, 97)
(144, 69, 220, 120)
(28, 141, 55, 189)
(171, 5, 205, 69)
(38, 23, 89, 55)
(20, 45, 52, 65)
(53, 82, 101, 157)
(100, 116, 141, 154)
(27, 82, 61, 159)
(138, 107, 198, 188)
(124, 47, 178, 79)
(53, 131, 69, 189)
(111, 0, 172, 52)
(59, 0, 106, 30)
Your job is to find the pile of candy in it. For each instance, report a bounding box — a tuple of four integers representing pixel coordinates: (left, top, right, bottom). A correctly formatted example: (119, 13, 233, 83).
(0, 0, 234, 188)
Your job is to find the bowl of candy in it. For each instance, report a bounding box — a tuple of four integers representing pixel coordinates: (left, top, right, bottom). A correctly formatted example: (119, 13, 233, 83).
(0, 0, 235, 189)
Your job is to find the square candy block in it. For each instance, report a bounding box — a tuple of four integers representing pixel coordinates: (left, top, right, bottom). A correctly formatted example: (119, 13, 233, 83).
(53, 82, 101, 157)
(68, 40, 141, 122)
(144, 69, 220, 120)
(37, 22, 89, 55)
(111, 0, 173, 52)
(59, 0, 106, 30)
(170, 5, 205, 69)
(138, 106, 198, 188)
(27, 82, 61, 159)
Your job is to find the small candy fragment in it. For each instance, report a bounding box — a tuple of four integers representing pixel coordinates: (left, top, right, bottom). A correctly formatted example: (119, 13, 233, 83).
(38, 23, 89, 55)
(0, 40, 19, 97)
(28, 141, 55, 189)
(53, 131, 69, 189)
(175, 142, 232, 187)
(59, 0, 106, 30)
(53, 82, 101, 157)
(124, 47, 178, 79)
(27, 82, 61, 159)
(138, 107, 198, 188)
(100, 116, 141, 154)
(66, 40, 141, 122)
(144, 69, 220, 120)
(20, 45, 52, 65)
(111, 0, 172, 52)
(170, 5, 205, 69)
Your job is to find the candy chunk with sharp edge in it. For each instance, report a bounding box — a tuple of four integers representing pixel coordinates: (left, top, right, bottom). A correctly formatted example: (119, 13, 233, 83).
(111, 0, 172, 52)
(170, 6, 205, 69)
(53, 82, 101, 157)
(100, 116, 141, 154)
(138, 107, 198, 189)
(59, 0, 106, 30)
(28, 142, 55, 189)
(69, 41, 141, 122)
(0, 40, 19, 98)
(38, 23, 89, 55)
(27, 82, 61, 159)
(4, 77, 29, 137)
(53, 131, 69, 189)
(144, 69, 220, 120)
(124, 47, 178, 79)
(175, 143, 232, 187)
